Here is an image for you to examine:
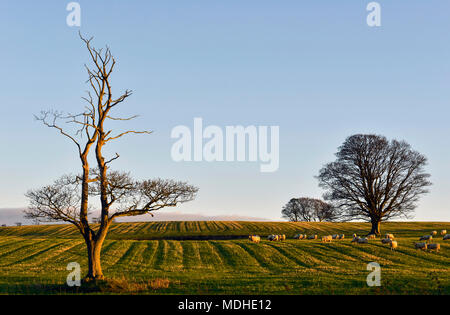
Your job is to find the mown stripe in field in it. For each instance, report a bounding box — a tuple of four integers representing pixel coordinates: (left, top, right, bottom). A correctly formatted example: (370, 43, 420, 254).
(5, 239, 73, 266)
(261, 241, 312, 269)
(235, 241, 295, 272)
(209, 241, 264, 272)
(0, 239, 49, 264)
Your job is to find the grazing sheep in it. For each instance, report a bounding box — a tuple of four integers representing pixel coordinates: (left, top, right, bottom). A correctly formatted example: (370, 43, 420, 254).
(267, 235, 275, 241)
(367, 234, 376, 240)
(322, 235, 332, 243)
(357, 237, 369, 244)
(351, 236, 368, 244)
(415, 242, 428, 250)
(249, 235, 260, 243)
(427, 243, 440, 252)
(280, 234, 286, 241)
(443, 234, 450, 240)
(419, 235, 433, 242)
(339, 234, 345, 240)
(385, 233, 395, 240)
(293, 234, 302, 239)
(431, 231, 438, 236)
(381, 238, 391, 244)
(332, 234, 339, 239)
(441, 230, 447, 236)
(307, 235, 317, 240)
(352, 233, 357, 238)
(389, 240, 398, 251)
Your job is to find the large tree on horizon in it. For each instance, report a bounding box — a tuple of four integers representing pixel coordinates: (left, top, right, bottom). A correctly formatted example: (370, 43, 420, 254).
(317, 134, 431, 235)
(25, 34, 198, 281)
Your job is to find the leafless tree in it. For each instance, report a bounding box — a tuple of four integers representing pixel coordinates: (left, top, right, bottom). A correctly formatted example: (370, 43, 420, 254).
(281, 197, 337, 222)
(25, 34, 198, 281)
(317, 134, 431, 235)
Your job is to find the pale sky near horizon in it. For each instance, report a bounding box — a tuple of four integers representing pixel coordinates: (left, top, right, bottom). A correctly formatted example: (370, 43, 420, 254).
(0, 1, 449, 221)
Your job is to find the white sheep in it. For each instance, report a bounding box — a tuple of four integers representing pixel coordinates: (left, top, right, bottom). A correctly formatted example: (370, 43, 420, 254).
(441, 230, 447, 236)
(389, 240, 398, 251)
(249, 235, 260, 243)
(357, 237, 369, 244)
(367, 234, 376, 240)
(415, 242, 428, 250)
(419, 235, 433, 242)
(322, 235, 332, 243)
(443, 234, 450, 241)
(339, 234, 345, 240)
(431, 231, 438, 236)
(427, 243, 440, 252)
(280, 234, 286, 241)
(307, 235, 317, 240)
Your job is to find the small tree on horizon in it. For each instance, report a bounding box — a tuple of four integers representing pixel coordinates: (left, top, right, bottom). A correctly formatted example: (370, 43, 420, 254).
(25, 34, 198, 281)
(317, 134, 431, 235)
(281, 197, 337, 222)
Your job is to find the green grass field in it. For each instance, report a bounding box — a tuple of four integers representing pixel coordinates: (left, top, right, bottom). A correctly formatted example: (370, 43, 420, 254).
(0, 221, 449, 294)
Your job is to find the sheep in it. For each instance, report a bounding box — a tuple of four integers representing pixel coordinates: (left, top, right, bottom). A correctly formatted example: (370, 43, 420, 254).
(419, 235, 432, 242)
(381, 238, 391, 244)
(339, 234, 345, 240)
(385, 233, 395, 240)
(332, 234, 339, 239)
(295, 234, 307, 240)
(321, 235, 332, 243)
(427, 243, 440, 252)
(249, 235, 260, 243)
(443, 234, 450, 241)
(431, 231, 438, 236)
(415, 242, 428, 250)
(389, 240, 398, 251)
(307, 235, 317, 240)
(267, 235, 275, 241)
(357, 237, 369, 244)
(367, 234, 376, 240)
(352, 233, 357, 238)
(280, 234, 286, 241)
(441, 230, 447, 236)
(351, 236, 368, 244)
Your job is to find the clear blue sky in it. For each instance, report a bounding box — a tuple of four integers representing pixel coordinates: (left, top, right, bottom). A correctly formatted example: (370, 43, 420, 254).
(0, 1, 449, 221)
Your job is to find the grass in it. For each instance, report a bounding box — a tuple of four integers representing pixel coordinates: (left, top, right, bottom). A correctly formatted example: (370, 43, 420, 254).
(0, 221, 449, 294)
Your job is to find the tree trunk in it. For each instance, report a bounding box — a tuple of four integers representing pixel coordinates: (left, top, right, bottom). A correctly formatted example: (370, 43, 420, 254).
(84, 238, 104, 281)
(369, 219, 381, 236)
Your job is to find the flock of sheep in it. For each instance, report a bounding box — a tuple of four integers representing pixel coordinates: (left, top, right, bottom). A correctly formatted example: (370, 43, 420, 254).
(248, 229, 449, 252)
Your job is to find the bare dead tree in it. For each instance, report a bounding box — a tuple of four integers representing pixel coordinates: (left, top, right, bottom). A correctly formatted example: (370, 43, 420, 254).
(281, 197, 337, 222)
(317, 134, 431, 235)
(25, 33, 198, 281)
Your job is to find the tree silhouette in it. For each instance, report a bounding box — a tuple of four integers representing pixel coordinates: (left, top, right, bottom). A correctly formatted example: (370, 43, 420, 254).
(281, 197, 337, 222)
(317, 134, 431, 235)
